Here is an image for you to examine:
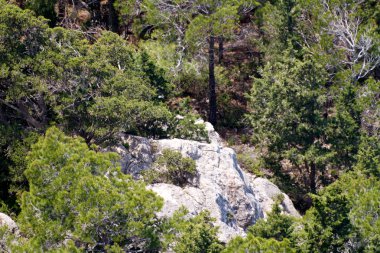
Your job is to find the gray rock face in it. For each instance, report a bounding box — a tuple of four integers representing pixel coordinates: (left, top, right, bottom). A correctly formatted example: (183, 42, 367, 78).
(0, 213, 20, 252)
(108, 135, 153, 177)
(148, 139, 262, 242)
(249, 177, 301, 218)
(0, 213, 18, 234)
(116, 124, 299, 242)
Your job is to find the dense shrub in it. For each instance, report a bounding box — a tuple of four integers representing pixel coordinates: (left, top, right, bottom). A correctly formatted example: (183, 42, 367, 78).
(143, 149, 198, 187)
(15, 127, 163, 251)
(237, 153, 264, 177)
(169, 114, 209, 142)
(161, 207, 224, 253)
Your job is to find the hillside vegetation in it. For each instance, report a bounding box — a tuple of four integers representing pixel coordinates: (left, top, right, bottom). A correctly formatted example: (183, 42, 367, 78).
(0, 0, 379, 252)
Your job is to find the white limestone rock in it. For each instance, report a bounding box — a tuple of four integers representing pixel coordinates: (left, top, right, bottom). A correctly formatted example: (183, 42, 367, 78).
(115, 122, 299, 242)
(0, 213, 18, 234)
(249, 177, 301, 218)
(203, 121, 222, 145)
(149, 138, 262, 242)
(108, 134, 154, 177)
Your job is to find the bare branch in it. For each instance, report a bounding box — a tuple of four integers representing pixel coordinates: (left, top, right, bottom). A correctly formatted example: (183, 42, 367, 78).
(326, 4, 380, 80)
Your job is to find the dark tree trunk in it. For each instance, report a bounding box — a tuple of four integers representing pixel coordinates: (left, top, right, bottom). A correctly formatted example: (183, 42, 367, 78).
(285, 0, 296, 44)
(16, 102, 44, 129)
(57, 0, 66, 22)
(310, 162, 317, 194)
(208, 35, 217, 126)
(218, 36, 224, 64)
(108, 0, 119, 33)
(88, 0, 101, 27)
(139, 25, 154, 39)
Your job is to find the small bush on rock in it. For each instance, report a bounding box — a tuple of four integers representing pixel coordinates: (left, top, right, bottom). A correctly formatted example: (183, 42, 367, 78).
(161, 207, 224, 253)
(143, 149, 197, 187)
(169, 114, 209, 142)
(237, 153, 264, 177)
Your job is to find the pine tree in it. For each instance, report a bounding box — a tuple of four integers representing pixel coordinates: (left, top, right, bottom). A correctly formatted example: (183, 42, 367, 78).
(18, 127, 163, 251)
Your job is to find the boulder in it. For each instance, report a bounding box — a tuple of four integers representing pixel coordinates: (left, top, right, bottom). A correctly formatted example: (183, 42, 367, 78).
(148, 139, 262, 242)
(249, 177, 301, 218)
(116, 123, 300, 242)
(110, 134, 153, 177)
(0, 213, 18, 234)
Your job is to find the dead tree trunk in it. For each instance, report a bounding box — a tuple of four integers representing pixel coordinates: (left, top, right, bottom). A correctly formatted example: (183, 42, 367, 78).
(218, 36, 224, 64)
(208, 34, 217, 126)
(309, 162, 317, 194)
(108, 0, 119, 33)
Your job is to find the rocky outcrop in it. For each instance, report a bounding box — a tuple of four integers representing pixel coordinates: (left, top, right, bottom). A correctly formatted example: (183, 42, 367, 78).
(249, 177, 300, 218)
(113, 124, 299, 242)
(114, 135, 154, 176)
(148, 139, 261, 242)
(0, 212, 18, 234)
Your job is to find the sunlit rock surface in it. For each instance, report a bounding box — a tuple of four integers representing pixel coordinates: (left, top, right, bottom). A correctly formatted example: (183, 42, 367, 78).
(113, 123, 299, 242)
(0, 212, 18, 234)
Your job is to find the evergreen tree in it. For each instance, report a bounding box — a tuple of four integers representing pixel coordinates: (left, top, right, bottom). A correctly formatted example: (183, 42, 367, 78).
(223, 234, 295, 253)
(247, 52, 334, 196)
(0, 1, 49, 129)
(185, 0, 245, 126)
(161, 207, 224, 253)
(0, 1, 173, 144)
(17, 127, 163, 251)
(294, 133, 380, 252)
(143, 0, 254, 126)
(248, 199, 295, 242)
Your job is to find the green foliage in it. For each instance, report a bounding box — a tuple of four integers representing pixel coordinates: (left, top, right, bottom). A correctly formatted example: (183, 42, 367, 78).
(355, 135, 380, 177)
(0, 123, 40, 213)
(0, 200, 11, 215)
(161, 207, 224, 253)
(0, 1, 48, 61)
(293, 135, 380, 252)
(345, 173, 380, 252)
(113, 0, 144, 36)
(223, 234, 296, 253)
(4, 131, 40, 212)
(295, 184, 353, 252)
(143, 0, 253, 126)
(216, 66, 247, 128)
(25, 0, 57, 25)
(0, 225, 12, 253)
(0, 125, 16, 211)
(162, 96, 209, 142)
(17, 127, 163, 251)
(143, 149, 197, 187)
(184, 0, 241, 48)
(138, 50, 174, 100)
(296, 0, 380, 81)
(226, 197, 298, 252)
(0, 2, 174, 144)
(217, 93, 246, 128)
(140, 33, 210, 102)
(0, 1, 49, 130)
(341, 136, 380, 252)
(250, 0, 378, 214)
(247, 49, 362, 199)
(46, 29, 173, 142)
(255, 0, 298, 61)
(249, 202, 295, 241)
(140, 28, 247, 129)
(2, 229, 82, 253)
(0, 1, 379, 252)
(237, 153, 264, 176)
(170, 114, 209, 142)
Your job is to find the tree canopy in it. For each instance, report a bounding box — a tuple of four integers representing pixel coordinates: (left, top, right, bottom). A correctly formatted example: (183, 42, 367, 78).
(0, 0, 379, 252)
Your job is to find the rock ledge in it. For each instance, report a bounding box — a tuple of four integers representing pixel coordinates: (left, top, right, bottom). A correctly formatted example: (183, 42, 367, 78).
(113, 124, 299, 242)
